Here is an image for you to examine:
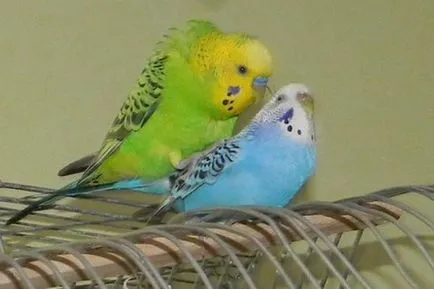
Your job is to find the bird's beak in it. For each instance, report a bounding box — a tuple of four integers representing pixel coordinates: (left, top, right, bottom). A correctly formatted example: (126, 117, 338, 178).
(296, 92, 314, 116)
(252, 76, 269, 104)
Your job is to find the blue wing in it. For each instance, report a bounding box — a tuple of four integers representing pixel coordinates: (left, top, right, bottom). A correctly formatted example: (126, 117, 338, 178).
(149, 139, 242, 218)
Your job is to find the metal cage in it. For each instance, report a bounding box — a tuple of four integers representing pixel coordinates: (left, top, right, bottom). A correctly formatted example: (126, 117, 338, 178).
(0, 182, 433, 289)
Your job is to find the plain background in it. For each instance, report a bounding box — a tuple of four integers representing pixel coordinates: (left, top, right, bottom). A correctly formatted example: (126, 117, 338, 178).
(0, 1, 433, 288)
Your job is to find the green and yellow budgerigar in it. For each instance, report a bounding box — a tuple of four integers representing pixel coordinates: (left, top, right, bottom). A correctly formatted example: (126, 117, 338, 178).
(6, 19, 272, 225)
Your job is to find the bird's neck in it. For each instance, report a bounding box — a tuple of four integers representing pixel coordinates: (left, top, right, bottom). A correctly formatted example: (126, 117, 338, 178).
(239, 123, 316, 153)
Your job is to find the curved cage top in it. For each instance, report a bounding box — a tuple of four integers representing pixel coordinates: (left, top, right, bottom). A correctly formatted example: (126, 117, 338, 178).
(0, 182, 433, 289)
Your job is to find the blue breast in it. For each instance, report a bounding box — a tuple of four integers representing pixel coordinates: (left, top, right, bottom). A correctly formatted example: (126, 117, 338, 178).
(174, 131, 317, 212)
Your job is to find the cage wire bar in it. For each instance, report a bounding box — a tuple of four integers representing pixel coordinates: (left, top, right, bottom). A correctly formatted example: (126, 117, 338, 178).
(0, 182, 432, 289)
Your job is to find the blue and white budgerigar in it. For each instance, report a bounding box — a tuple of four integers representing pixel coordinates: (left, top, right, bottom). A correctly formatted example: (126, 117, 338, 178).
(5, 83, 316, 224)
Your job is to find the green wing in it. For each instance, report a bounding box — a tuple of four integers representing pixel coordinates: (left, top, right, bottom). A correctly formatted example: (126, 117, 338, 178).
(59, 20, 221, 183)
(78, 53, 168, 185)
(106, 54, 167, 141)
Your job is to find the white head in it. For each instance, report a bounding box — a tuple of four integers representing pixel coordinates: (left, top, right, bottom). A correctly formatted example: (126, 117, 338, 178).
(246, 83, 316, 145)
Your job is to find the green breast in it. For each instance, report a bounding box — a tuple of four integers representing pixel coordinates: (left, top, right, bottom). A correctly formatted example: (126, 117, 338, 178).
(91, 48, 237, 183)
(95, 107, 236, 183)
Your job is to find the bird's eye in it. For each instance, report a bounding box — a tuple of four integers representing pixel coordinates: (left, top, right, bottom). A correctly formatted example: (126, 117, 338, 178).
(276, 94, 285, 102)
(237, 65, 248, 75)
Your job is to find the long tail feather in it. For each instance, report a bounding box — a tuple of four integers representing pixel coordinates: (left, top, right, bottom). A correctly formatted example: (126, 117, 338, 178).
(3, 178, 172, 225)
(4, 183, 110, 225)
(5, 192, 65, 225)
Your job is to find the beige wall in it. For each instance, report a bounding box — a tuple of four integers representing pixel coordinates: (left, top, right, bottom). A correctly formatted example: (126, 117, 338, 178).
(1, 1, 433, 197)
(0, 1, 433, 288)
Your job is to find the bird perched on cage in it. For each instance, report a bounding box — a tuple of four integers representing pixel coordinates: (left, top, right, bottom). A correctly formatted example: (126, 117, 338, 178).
(3, 20, 273, 225)
(56, 19, 272, 184)
(5, 83, 316, 225)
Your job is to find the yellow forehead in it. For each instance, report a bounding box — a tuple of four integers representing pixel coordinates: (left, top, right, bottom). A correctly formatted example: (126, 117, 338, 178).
(192, 34, 272, 76)
(244, 39, 273, 76)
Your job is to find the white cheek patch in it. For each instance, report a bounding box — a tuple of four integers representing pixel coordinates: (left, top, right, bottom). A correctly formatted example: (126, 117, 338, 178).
(279, 107, 315, 144)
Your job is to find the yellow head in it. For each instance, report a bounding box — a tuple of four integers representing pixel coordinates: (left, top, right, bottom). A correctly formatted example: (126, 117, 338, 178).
(190, 33, 273, 119)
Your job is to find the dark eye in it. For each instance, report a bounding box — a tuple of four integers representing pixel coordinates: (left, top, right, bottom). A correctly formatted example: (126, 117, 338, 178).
(276, 94, 285, 102)
(238, 65, 248, 75)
